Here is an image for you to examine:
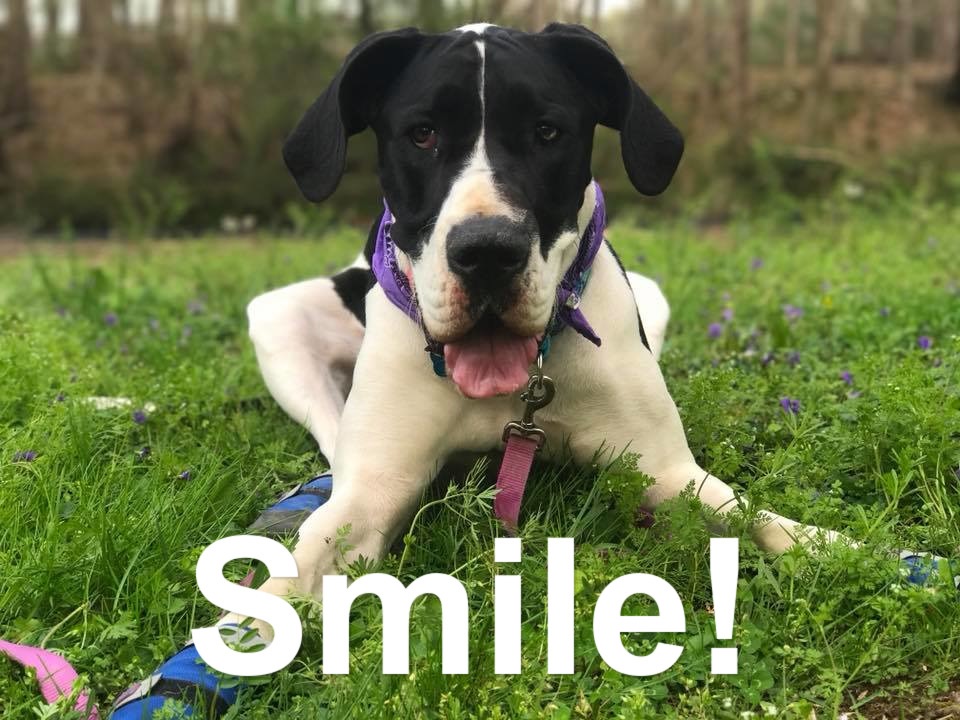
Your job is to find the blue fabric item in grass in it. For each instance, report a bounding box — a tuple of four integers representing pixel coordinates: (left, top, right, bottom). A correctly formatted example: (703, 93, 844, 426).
(110, 637, 246, 719)
(247, 473, 333, 536)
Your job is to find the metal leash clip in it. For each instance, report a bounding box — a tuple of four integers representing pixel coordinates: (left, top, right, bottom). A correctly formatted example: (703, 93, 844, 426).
(501, 354, 555, 451)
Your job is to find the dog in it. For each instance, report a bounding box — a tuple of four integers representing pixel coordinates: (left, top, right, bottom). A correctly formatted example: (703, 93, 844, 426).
(244, 22, 841, 606)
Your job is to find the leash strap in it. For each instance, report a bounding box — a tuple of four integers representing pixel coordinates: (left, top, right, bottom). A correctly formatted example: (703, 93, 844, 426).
(494, 433, 540, 534)
(0, 639, 100, 718)
(494, 369, 555, 532)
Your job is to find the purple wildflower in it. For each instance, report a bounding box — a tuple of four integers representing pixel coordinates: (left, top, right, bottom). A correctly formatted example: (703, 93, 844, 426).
(132, 409, 148, 425)
(181, 325, 192, 340)
(917, 335, 932, 350)
(178, 469, 192, 481)
(136, 446, 151, 460)
(708, 322, 723, 339)
(148, 318, 161, 331)
(786, 351, 801, 367)
(722, 307, 734, 322)
(13, 450, 37, 462)
(779, 397, 801, 415)
(750, 257, 764, 270)
(55, 392, 66, 402)
(103, 312, 118, 327)
(783, 304, 804, 321)
(879, 307, 890, 317)
(847, 390, 861, 399)
(187, 299, 206, 315)
(55, 306, 67, 318)
(761, 351, 775, 367)
(840, 370, 853, 385)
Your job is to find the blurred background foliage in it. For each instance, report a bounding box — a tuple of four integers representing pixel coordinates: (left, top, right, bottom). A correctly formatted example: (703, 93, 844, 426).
(0, 0, 959, 237)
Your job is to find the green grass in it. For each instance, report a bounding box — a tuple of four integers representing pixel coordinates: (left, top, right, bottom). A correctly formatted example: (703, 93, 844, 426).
(1, 199, 959, 719)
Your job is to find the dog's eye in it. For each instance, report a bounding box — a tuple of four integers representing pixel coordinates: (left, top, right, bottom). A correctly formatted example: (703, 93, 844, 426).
(536, 123, 560, 143)
(410, 126, 439, 151)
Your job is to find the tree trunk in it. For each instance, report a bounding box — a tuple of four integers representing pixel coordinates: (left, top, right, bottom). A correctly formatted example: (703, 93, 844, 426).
(731, 0, 751, 151)
(935, 0, 959, 66)
(894, 0, 913, 103)
(803, 0, 837, 139)
(690, 0, 711, 109)
(571, 0, 587, 24)
(2, 0, 32, 131)
(529, 0, 546, 30)
(236, 0, 257, 25)
(784, 0, 800, 76)
(78, 0, 114, 75)
(158, 0, 177, 35)
(44, 0, 61, 62)
(114, 0, 129, 28)
(358, 0, 375, 35)
(809, 0, 837, 139)
(948, 3, 960, 103)
(842, 0, 864, 59)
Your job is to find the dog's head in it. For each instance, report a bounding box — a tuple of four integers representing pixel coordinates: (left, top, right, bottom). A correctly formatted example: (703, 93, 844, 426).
(284, 23, 683, 397)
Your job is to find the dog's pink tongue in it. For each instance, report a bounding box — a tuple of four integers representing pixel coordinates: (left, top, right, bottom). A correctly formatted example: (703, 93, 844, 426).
(445, 330, 539, 398)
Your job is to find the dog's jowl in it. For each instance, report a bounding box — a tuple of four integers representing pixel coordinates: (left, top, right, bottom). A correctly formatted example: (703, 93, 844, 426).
(243, 23, 841, 623)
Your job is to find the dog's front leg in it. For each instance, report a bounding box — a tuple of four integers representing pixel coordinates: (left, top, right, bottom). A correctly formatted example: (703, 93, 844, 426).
(257, 299, 464, 603)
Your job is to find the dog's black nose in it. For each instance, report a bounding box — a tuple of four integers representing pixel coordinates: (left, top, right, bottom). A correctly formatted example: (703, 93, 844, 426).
(447, 217, 530, 295)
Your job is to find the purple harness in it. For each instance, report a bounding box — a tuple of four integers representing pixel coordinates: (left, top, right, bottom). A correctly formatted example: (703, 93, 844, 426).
(371, 181, 606, 374)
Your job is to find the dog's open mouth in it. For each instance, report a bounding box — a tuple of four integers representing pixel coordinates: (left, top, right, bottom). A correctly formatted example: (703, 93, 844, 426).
(443, 314, 539, 399)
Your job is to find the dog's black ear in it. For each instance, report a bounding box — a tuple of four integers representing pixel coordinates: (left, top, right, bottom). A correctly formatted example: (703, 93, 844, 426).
(538, 23, 683, 196)
(283, 28, 425, 203)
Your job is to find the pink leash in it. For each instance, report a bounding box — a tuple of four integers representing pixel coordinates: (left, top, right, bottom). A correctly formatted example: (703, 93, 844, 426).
(0, 639, 100, 718)
(494, 434, 541, 533)
(494, 370, 555, 533)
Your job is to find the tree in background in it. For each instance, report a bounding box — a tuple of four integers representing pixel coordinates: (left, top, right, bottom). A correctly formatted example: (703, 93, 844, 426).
(731, 0, 751, 151)
(946, 0, 960, 103)
(935, 0, 959, 66)
(43, 0, 61, 64)
(809, 0, 836, 139)
(78, 0, 114, 96)
(358, 0, 375, 36)
(894, 0, 913, 103)
(689, 0, 711, 110)
(1, 0, 31, 132)
(784, 0, 800, 77)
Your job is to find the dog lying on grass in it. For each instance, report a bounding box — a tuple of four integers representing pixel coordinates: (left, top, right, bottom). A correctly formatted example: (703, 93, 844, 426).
(244, 22, 843, 608)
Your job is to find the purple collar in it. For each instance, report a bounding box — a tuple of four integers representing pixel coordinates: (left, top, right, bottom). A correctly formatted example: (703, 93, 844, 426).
(371, 181, 605, 375)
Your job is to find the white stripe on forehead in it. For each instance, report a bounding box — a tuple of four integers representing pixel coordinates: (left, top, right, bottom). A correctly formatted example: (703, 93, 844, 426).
(459, 24, 490, 180)
(456, 22, 495, 35)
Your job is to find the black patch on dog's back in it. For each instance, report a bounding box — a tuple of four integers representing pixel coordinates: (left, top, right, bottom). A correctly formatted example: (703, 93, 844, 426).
(330, 212, 382, 325)
(332, 267, 375, 325)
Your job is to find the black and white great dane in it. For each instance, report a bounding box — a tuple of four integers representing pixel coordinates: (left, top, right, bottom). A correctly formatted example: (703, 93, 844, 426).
(243, 23, 842, 610)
